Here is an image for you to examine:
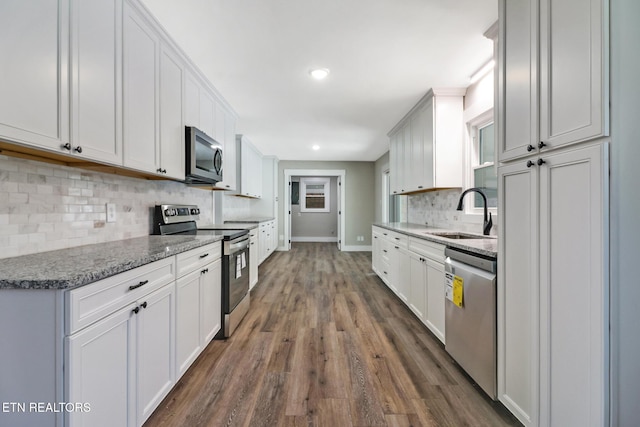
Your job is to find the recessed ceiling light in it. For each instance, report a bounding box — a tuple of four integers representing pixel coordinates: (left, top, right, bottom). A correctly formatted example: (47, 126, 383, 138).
(309, 68, 330, 80)
(312, 145, 320, 150)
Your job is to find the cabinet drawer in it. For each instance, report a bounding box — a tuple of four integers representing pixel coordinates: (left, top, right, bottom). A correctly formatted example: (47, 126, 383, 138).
(66, 257, 175, 335)
(387, 231, 409, 249)
(176, 242, 222, 278)
(409, 237, 445, 262)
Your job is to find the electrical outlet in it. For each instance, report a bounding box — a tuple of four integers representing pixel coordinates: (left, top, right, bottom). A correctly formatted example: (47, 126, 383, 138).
(106, 203, 116, 223)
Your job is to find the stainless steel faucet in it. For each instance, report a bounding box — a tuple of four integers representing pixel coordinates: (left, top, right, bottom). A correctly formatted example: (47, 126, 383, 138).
(456, 188, 493, 236)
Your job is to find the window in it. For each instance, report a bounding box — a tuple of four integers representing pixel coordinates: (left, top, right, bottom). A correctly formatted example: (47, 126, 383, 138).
(300, 177, 330, 212)
(468, 111, 497, 211)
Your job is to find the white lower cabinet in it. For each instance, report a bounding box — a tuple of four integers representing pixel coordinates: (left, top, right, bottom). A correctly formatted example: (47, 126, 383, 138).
(249, 228, 259, 289)
(257, 220, 277, 266)
(498, 143, 609, 426)
(372, 226, 446, 343)
(65, 257, 177, 427)
(175, 243, 222, 377)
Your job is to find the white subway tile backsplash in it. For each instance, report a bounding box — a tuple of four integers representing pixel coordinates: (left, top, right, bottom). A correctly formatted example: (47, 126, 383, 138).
(0, 154, 215, 259)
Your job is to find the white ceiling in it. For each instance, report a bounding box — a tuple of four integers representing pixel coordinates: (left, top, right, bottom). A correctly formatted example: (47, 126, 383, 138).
(141, 0, 497, 162)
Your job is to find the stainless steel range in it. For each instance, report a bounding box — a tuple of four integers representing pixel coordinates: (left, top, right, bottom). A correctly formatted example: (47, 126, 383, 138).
(153, 204, 250, 338)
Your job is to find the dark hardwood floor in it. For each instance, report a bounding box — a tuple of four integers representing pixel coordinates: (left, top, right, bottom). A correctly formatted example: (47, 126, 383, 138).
(144, 243, 520, 427)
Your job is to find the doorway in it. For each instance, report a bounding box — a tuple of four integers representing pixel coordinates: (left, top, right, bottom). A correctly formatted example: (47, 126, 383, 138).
(284, 169, 346, 251)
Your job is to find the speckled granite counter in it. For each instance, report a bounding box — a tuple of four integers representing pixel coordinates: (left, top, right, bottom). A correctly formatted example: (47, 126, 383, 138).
(0, 235, 223, 290)
(224, 217, 274, 223)
(373, 222, 498, 258)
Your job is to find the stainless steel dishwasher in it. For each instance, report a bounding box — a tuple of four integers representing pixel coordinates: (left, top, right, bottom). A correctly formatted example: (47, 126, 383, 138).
(444, 246, 497, 399)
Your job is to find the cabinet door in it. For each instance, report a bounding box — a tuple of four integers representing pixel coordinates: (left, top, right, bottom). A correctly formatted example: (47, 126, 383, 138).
(425, 259, 445, 343)
(136, 283, 175, 425)
(199, 90, 215, 138)
(0, 0, 70, 150)
(408, 252, 427, 321)
(390, 133, 404, 195)
(538, 144, 608, 427)
(372, 232, 381, 273)
(390, 245, 410, 303)
(184, 71, 200, 128)
(214, 100, 226, 143)
(66, 304, 135, 427)
(159, 44, 185, 180)
(401, 124, 412, 193)
(123, 1, 159, 174)
(249, 233, 259, 289)
(216, 109, 237, 190)
(175, 269, 202, 377)
(539, 0, 608, 148)
(498, 0, 538, 162)
(422, 99, 435, 188)
(498, 160, 538, 426)
(201, 259, 222, 344)
(410, 104, 427, 191)
(71, 0, 122, 165)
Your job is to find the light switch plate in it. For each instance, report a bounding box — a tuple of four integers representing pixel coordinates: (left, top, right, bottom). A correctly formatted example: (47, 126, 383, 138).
(106, 203, 116, 223)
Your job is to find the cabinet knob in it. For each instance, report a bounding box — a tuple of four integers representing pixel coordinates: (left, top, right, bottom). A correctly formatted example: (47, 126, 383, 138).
(157, 168, 163, 173)
(74, 146, 82, 154)
(527, 144, 535, 152)
(140, 301, 147, 309)
(537, 158, 546, 166)
(132, 306, 140, 314)
(162, 169, 167, 174)
(526, 160, 535, 168)
(62, 143, 71, 151)
(538, 141, 547, 149)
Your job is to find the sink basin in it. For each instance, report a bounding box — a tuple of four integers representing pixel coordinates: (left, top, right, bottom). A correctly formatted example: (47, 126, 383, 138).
(427, 232, 495, 240)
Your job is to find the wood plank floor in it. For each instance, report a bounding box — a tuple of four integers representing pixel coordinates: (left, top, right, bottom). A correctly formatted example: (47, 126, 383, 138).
(144, 243, 521, 427)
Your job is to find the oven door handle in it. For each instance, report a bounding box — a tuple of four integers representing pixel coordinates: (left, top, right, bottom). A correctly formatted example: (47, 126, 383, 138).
(227, 237, 249, 254)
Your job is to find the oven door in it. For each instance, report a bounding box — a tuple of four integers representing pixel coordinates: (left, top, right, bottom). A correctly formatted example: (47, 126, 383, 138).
(223, 244, 250, 313)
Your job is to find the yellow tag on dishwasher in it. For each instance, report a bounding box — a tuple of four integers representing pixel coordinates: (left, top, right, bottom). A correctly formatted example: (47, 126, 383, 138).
(453, 275, 464, 308)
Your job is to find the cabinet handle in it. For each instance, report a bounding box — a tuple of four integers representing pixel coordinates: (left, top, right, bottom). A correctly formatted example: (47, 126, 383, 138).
(74, 146, 82, 154)
(140, 301, 147, 309)
(527, 144, 535, 152)
(62, 143, 71, 151)
(418, 186, 423, 189)
(538, 141, 547, 149)
(226, 185, 230, 188)
(199, 253, 209, 259)
(157, 168, 163, 173)
(129, 280, 149, 291)
(394, 246, 399, 249)
(526, 160, 535, 168)
(132, 306, 140, 314)
(162, 169, 167, 174)
(383, 271, 388, 275)
(394, 237, 400, 240)
(201, 268, 209, 274)
(383, 249, 387, 253)
(537, 158, 546, 166)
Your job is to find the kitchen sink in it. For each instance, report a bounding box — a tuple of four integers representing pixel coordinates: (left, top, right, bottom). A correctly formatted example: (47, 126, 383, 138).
(427, 232, 496, 240)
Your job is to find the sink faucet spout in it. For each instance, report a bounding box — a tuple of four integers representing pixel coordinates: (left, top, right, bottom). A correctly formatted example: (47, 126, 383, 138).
(456, 188, 493, 236)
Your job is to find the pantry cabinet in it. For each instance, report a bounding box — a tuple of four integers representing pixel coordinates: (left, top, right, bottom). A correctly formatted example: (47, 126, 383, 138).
(498, 0, 608, 162)
(388, 89, 465, 194)
(498, 143, 608, 426)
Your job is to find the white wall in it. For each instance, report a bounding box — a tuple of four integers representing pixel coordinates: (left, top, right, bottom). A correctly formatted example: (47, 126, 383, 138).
(610, 0, 640, 423)
(0, 155, 214, 259)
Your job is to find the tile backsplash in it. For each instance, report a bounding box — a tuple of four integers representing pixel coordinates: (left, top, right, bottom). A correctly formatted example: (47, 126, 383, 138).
(0, 155, 214, 259)
(407, 189, 497, 235)
(221, 193, 251, 221)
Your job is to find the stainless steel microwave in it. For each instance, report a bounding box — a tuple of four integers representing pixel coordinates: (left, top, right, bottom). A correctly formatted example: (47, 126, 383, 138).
(185, 126, 223, 184)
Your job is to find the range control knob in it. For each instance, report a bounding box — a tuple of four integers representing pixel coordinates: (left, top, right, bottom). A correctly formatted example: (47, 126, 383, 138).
(190, 208, 200, 215)
(164, 208, 175, 217)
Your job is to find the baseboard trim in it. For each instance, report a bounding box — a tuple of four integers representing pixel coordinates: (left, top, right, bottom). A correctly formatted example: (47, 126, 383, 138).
(291, 236, 338, 243)
(341, 245, 372, 252)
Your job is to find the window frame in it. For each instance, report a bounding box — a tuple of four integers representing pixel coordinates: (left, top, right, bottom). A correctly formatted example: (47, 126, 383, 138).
(464, 108, 497, 218)
(300, 177, 331, 213)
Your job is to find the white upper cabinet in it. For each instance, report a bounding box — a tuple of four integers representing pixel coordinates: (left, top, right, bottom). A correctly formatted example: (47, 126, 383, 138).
(389, 89, 465, 194)
(159, 44, 185, 180)
(498, 0, 608, 162)
(215, 109, 237, 190)
(236, 135, 263, 198)
(0, 0, 70, 151)
(71, 0, 123, 165)
(199, 90, 216, 139)
(122, 0, 159, 174)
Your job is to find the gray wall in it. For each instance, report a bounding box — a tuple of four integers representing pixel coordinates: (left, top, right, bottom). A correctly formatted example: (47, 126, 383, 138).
(291, 176, 338, 240)
(611, 0, 640, 423)
(278, 160, 375, 248)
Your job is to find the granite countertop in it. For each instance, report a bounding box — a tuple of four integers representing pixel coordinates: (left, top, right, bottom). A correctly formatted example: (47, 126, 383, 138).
(199, 223, 259, 230)
(0, 235, 223, 290)
(224, 217, 275, 224)
(373, 222, 498, 258)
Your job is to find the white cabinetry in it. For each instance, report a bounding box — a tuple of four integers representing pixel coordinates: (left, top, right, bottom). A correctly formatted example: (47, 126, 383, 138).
(216, 109, 237, 191)
(257, 220, 277, 264)
(249, 228, 259, 289)
(0, 0, 70, 152)
(498, 0, 608, 162)
(498, 144, 608, 426)
(372, 226, 446, 344)
(388, 89, 465, 194)
(66, 257, 177, 427)
(70, 0, 122, 165)
(175, 243, 222, 377)
(236, 135, 263, 198)
(158, 44, 185, 180)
